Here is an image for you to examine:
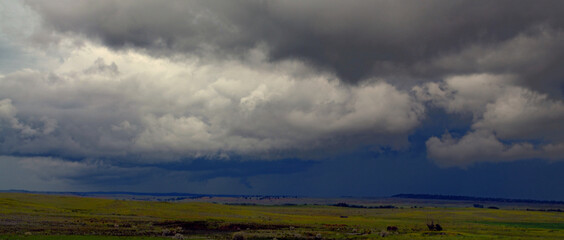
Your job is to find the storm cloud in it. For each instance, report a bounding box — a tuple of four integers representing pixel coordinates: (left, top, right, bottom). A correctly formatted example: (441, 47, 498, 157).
(1, 0, 564, 195)
(24, 0, 564, 93)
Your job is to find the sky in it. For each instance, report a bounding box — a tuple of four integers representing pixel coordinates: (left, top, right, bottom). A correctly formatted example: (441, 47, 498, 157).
(1, 0, 564, 200)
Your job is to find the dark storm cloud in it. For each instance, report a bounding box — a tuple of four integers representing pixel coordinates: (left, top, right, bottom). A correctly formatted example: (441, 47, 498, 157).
(25, 0, 564, 94)
(2, 0, 560, 168)
(3, 0, 564, 196)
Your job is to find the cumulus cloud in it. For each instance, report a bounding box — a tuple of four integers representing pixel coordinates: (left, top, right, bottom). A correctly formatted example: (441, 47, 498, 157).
(426, 131, 560, 168)
(475, 87, 564, 141)
(419, 74, 564, 167)
(0, 40, 423, 163)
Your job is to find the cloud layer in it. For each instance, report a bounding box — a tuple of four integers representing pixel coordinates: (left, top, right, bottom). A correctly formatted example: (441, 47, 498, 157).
(23, 0, 564, 94)
(0, 42, 423, 163)
(1, 0, 564, 193)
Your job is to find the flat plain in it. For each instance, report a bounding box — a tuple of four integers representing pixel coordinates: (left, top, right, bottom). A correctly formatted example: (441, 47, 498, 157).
(0, 193, 563, 239)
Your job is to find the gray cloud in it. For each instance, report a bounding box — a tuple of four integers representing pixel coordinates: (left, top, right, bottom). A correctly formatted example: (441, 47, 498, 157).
(83, 58, 119, 75)
(419, 74, 564, 167)
(0, 42, 423, 163)
(0, 98, 36, 136)
(427, 131, 564, 168)
(22, 0, 564, 94)
(430, 27, 564, 97)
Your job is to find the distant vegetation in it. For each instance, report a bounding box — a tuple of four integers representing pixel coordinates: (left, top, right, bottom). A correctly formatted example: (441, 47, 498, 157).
(393, 194, 564, 204)
(0, 190, 298, 202)
(526, 208, 564, 212)
(331, 202, 396, 209)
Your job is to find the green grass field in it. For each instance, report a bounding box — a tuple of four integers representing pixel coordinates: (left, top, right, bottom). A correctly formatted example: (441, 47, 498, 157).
(0, 193, 563, 239)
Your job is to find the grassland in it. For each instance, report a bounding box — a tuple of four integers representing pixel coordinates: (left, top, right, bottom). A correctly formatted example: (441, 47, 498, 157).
(0, 193, 563, 239)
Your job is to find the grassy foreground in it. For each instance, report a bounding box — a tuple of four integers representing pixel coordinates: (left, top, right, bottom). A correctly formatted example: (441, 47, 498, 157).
(0, 193, 563, 239)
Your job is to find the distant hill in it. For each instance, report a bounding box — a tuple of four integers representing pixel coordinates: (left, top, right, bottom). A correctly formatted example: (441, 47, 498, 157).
(0, 189, 298, 199)
(392, 194, 564, 205)
(3, 190, 562, 205)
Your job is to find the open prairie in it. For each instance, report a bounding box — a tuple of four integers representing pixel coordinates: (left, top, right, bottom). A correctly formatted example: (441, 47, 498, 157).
(1, 193, 563, 239)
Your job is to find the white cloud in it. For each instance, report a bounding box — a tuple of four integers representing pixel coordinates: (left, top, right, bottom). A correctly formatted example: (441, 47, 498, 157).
(427, 131, 535, 168)
(475, 87, 564, 141)
(419, 74, 564, 167)
(135, 114, 216, 154)
(427, 130, 564, 168)
(0, 40, 424, 162)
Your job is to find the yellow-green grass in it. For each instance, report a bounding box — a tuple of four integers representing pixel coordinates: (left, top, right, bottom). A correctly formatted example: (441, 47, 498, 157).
(0, 236, 170, 240)
(1, 193, 563, 239)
